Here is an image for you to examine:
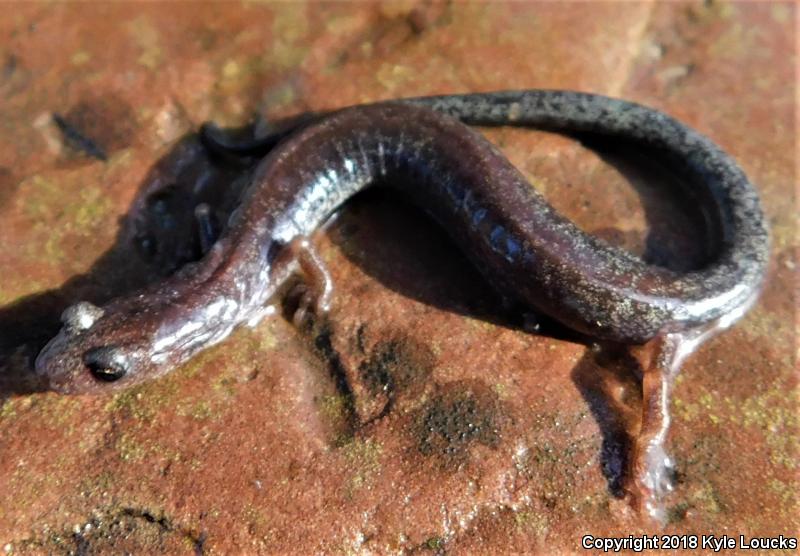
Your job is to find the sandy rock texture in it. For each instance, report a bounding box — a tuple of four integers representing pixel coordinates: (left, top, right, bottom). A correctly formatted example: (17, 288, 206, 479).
(0, 2, 796, 554)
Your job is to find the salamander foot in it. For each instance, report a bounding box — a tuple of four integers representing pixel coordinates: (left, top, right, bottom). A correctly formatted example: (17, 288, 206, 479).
(286, 237, 333, 327)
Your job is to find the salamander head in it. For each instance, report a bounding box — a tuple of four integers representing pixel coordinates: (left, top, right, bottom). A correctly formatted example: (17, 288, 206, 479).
(35, 301, 157, 394)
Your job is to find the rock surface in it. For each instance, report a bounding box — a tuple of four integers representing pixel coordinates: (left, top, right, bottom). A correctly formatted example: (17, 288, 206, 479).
(0, 2, 796, 554)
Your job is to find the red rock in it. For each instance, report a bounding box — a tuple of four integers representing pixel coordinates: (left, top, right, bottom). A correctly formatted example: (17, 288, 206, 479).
(0, 3, 795, 553)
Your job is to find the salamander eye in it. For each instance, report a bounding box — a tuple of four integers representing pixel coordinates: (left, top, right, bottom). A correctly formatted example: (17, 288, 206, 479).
(83, 346, 129, 382)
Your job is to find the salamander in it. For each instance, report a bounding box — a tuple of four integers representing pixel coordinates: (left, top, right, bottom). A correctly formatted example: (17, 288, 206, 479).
(34, 91, 769, 395)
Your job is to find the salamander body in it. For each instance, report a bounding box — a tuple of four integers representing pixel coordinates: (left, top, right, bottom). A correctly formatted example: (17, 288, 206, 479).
(34, 91, 769, 394)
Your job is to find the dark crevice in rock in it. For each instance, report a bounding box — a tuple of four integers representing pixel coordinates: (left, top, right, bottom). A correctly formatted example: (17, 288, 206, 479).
(14, 505, 206, 555)
(312, 321, 359, 440)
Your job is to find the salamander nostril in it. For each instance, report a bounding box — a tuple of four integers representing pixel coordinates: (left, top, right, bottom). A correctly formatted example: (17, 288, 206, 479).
(83, 346, 129, 382)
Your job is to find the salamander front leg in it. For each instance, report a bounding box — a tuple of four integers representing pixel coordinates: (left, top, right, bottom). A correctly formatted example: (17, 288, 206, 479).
(285, 237, 333, 327)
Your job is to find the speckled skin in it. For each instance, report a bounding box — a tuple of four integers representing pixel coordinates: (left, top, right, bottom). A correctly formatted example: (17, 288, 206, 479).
(35, 91, 769, 394)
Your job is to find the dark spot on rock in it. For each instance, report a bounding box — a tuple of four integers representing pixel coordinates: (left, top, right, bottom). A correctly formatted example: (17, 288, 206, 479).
(352, 335, 435, 422)
(359, 337, 433, 399)
(328, 3, 449, 69)
(196, 27, 219, 51)
(1, 54, 17, 82)
(414, 381, 504, 466)
(52, 113, 107, 161)
(55, 94, 136, 163)
(355, 323, 367, 354)
(0, 52, 29, 96)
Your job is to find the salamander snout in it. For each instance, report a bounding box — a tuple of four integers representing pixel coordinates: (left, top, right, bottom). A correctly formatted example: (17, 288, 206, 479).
(35, 301, 145, 394)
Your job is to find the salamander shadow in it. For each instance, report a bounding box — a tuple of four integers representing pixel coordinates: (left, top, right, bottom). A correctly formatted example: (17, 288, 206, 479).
(0, 134, 253, 399)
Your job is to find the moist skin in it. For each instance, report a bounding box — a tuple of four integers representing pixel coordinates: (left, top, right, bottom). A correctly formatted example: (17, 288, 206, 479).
(34, 91, 770, 522)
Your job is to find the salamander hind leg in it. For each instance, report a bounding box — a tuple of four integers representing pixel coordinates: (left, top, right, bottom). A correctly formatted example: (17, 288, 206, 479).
(285, 237, 334, 328)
